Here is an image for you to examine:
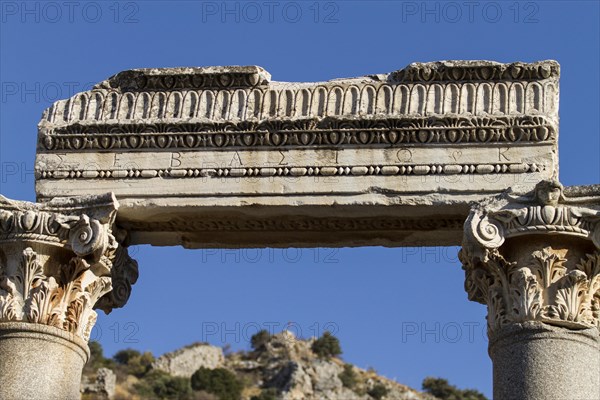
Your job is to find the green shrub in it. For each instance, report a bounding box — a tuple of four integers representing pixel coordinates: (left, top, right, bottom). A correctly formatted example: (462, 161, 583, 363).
(191, 367, 243, 400)
(422, 377, 487, 400)
(311, 331, 342, 359)
(154, 376, 193, 399)
(368, 384, 389, 400)
(250, 329, 271, 350)
(113, 349, 141, 365)
(339, 364, 357, 389)
(250, 388, 278, 400)
(461, 389, 488, 400)
(135, 370, 192, 399)
(113, 348, 154, 377)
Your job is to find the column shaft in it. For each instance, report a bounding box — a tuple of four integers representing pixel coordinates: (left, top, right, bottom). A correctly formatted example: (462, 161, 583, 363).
(0, 322, 89, 399)
(490, 322, 600, 400)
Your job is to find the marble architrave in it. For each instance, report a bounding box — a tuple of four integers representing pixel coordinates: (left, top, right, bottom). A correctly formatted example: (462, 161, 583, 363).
(35, 61, 559, 248)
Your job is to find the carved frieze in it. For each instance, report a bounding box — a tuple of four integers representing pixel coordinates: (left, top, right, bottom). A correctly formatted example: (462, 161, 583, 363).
(39, 116, 555, 153)
(122, 215, 465, 233)
(40, 61, 559, 128)
(38, 162, 544, 182)
(99, 65, 271, 92)
(389, 60, 558, 83)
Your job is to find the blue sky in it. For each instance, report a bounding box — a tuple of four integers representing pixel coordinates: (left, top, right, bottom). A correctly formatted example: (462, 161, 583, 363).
(1, 1, 599, 397)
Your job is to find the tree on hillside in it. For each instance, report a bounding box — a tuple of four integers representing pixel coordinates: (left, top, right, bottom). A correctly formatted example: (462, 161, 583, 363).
(311, 331, 342, 359)
(113, 349, 155, 377)
(191, 367, 243, 400)
(250, 329, 271, 350)
(422, 377, 487, 400)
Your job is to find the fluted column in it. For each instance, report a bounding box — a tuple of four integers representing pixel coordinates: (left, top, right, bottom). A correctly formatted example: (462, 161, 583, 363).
(460, 180, 600, 400)
(0, 194, 138, 400)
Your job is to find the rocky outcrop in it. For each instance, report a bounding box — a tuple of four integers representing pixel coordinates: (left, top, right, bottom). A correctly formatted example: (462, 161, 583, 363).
(152, 342, 225, 377)
(225, 331, 433, 400)
(83, 331, 437, 400)
(81, 368, 116, 399)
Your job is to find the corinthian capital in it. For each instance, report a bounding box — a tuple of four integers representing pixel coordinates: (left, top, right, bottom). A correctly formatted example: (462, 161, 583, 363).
(460, 180, 600, 336)
(0, 194, 138, 341)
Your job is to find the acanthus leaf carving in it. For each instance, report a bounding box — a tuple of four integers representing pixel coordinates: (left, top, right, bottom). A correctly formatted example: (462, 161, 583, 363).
(18, 248, 45, 302)
(528, 247, 566, 289)
(461, 180, 600, 335)
(575, 253, 600, 328)
(0, 277, 21, 322)
(510, 268, 542, 323)
(0, 249, 114, 341)
(27, 277, 59, 326)
(545, 270, 592, 326)
(463, 245, 600, 335)
(0, 196, 136, 342)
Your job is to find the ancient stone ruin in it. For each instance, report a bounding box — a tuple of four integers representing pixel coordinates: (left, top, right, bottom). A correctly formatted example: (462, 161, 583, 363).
(152, 342, 225, 378)
(0, 60, 598, 399)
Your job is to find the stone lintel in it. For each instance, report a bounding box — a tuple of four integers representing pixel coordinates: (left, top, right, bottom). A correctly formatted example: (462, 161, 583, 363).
(35, 60, 560, 248)
(116, 201, 472, 249)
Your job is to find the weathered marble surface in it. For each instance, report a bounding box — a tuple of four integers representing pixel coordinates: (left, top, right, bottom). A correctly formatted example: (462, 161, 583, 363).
(489, 322, 599, 400)
(35, 61, 560, 248)
(0, 322, 90, 399)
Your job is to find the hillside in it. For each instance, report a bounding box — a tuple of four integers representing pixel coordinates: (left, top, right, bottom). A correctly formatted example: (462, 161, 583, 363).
(81, 330, 486, 400)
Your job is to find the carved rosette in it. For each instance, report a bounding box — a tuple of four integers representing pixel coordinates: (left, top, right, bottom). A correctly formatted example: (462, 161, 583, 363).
(460, 180, 600, 336)
(0, 194, 137, 341)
